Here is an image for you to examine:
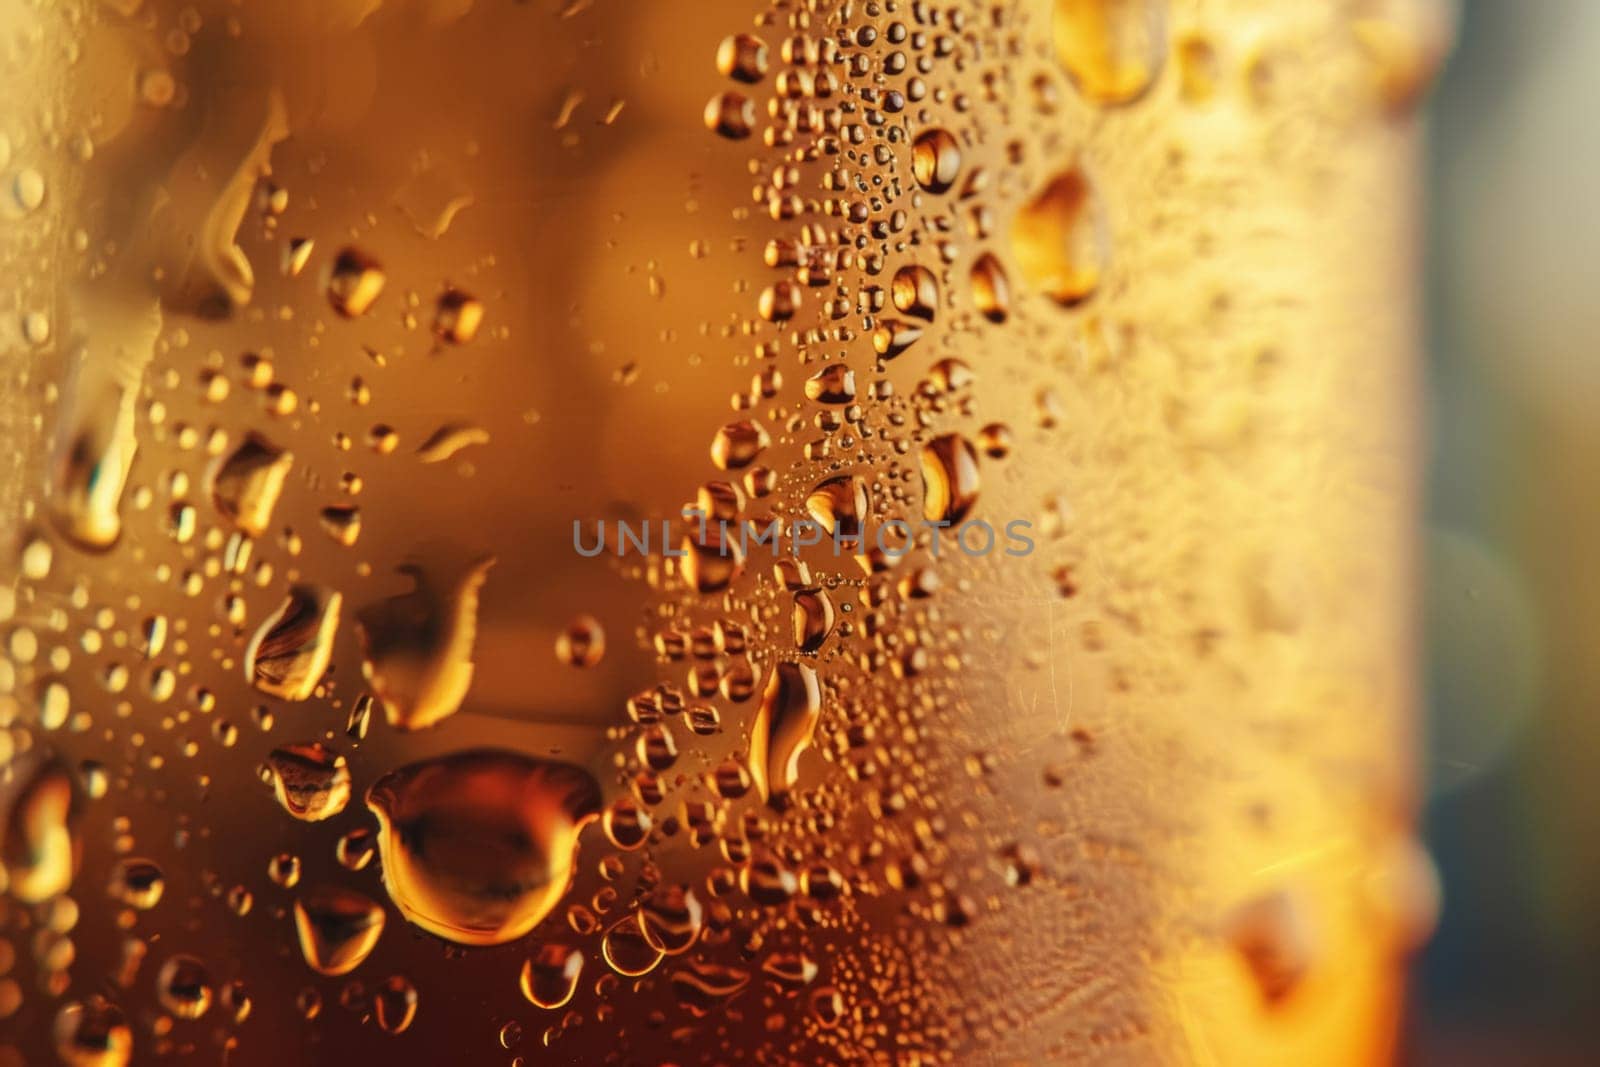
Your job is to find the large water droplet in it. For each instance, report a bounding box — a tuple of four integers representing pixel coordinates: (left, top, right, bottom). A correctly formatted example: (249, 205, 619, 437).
(244, 586, 342, 701)
(265, 743, 351, 821)
(356, 557, 493, 731)
(804, 364, 857, 405)
(1012, 164, 1106, 307)
(1224, 889, 1314, 1006)
(716, 34, 768, 82)
(911, 128, 962, 193)
(209, 434, 293, 537)
(365, 749, 602, 945)
(792, 588, 835, 653)
(704, 92, 755, 139)
(50, 385, 140, 551)
(710, 420, 770, 471)
(53, 996, 133, 1067)
(970, 253, 1011, 323)
(805, 475, 867, 537)
(920, 433, 981, 524)
(890, 264, 939, 321)
(1, 756, 80, 903)
(749, 662, 822, 808)
(1052, 0, 1168, 105)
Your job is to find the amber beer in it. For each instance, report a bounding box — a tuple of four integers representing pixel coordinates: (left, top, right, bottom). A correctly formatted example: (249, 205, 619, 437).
(0, 0, 1447, 1063)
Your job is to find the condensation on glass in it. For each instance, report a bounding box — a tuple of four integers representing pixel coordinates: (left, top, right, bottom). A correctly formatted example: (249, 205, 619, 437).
(0, 0, 1450, 1064)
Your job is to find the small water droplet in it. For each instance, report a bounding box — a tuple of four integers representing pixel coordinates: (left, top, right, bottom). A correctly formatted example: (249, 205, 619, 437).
(293, 885, 386, 976)
(520, 944, 583, 1009)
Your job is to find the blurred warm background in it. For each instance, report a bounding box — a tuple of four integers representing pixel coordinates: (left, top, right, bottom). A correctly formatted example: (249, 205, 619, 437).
(1414, 0, 1600, 1061)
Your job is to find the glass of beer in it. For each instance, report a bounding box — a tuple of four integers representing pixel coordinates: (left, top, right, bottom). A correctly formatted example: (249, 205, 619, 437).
(0, 0, 1449, 1062)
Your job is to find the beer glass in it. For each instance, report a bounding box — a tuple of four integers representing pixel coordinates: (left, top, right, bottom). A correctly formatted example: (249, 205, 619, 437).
(0, 0, 1449, 1062)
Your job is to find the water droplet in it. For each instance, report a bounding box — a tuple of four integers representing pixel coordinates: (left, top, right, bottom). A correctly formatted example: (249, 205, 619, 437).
(639, 885, 703, 955)
(293, 885, 386, 976)
(792, 588, 835, 652)
(346, 694, 374, 740)
(704, 92, 755, 139)
(872, 318, 923, 360)
(920, 433, 981, 524)
(138, 69, 176, 107)
(50, 383, 140, 551)
(1, 757, 80, 903)
(970, 252, 1011, 323)
(1052, 0, 1168, 105)
(20, 535, 53, 580)
(556, 615, 605, 668)
(356, 557, 493, 731)
(221, 980, 252, 1023)
(979, 422, 1013, 459)
(710, 420, 770, 471)
(811, 986, 846, 1027)
(336, 826, 376, 870)
(1012, 164, 1106, 307)
(749, 662, 822, 808)
(1224, 889, 1314, 1006)
(1363, 836, 1442, 954)
(433, 289, 483, 344)
(209, 434, 293, 537)
(670, 960, 750, 1015)
(107, 858, 164, 910)
(805, 475, 867, 537)
(244, 586, 341, 701)
(310, 506, 358, 548)
(1354, 9, 1452, 116)
(891, 264, 939, 320)
(602, 796, 652, 851)
(804, 365, 857, 405)
(38, 678, 71, 730)
(716, 34, 768, 82)
(739, 850, 798, 906)
(365, 749, 602, 945)
(53, 996, 133, 1067)
(761, 951, 818, 987)
(1176, 33, 1219, 103)
(156, 954, 213, 1019)
(416, 422, 490, 464)
(268, 852, 302, 889)
(911, 128, 962, 193)
(758, 281, 801, 322)
(11, 168, 45, 212)
(326, 248, 386, 317)
(520, 944, 583, 1009)
(372, 975, 417, 1034)
(265, 743, 351, 821)
(601, 914, 664, 977)
(281, 236, 315, 277)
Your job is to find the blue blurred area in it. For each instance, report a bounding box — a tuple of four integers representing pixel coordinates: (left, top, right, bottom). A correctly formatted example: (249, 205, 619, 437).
(1418, 0, 1600, 1061)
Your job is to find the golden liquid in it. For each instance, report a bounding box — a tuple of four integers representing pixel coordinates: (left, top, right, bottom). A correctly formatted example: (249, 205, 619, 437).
(0, 0, 1449, 1063)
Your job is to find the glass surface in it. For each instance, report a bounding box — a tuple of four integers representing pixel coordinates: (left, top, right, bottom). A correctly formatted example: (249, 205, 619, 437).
(0, 1, 1447, 1063)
